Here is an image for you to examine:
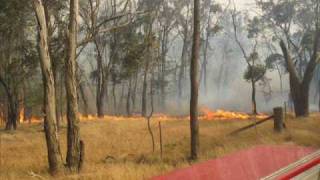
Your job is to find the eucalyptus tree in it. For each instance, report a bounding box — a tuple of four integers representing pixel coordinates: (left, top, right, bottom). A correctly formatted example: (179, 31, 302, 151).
(156, 0, 177, 110)
(173, 0, 193, 101)
(190, 0, 201, 161)
(32, 0, 64, 174)
(33, 0, 84, 174)
(80, 0, 142, 116)
(43, 0, 69, 130)
(231, 10, 267, 115)
(119, 26, 147, 116)
(137, 0, 162, 116)
(64, 0, 83, 172)
(199, 0, 223, 94)
(257, 0, 320, 117)
(0, 0, 38, 130)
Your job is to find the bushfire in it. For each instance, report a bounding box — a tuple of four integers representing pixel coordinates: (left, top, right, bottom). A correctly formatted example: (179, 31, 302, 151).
(0, 108, 268, 125)
(200, 108, 268, 120)
(78, 108, 268, 122)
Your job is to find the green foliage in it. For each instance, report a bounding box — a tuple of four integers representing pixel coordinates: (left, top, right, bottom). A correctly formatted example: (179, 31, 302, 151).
(265, 53, 286, 70)
(256, 0, 320, 76)
(247, 16, 263, 39)
(244, 64, 267, 83)
(301, 31, 314, 50)
(248, 51, 259, 62)
(0, 0, 39, 113)
(210, 3, 222, 13)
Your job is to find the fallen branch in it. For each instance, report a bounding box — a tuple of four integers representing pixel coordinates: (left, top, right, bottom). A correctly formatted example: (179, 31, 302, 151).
(229, 115, 274, 136)
(28, 171, 45, 180)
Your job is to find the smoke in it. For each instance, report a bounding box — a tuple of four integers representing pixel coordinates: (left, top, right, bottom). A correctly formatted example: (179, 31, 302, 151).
(77, 1, 320, 116)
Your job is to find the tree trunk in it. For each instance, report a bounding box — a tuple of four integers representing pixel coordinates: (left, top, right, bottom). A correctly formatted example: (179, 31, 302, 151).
(119, 83, 125, 113)
(147, 72, 155, 152)
(142, 62, 149, 117)
(200, 16, 211, 95)
(94, 41, 106, 118)
(319, 91, 320, 112)
(291, 84, 309, 117)
(147, 116, 155, 152)
(178, 34, 188, 101)
(160, 26, 169, 111)
(280, 37, 319, 117)
(32, 0, 63, 175)
(251, 80, 257, 115)
(112, 82, 117, 115)
(126, 79, 132, 116)
(190, 0, 200, 161)
(0, 76, 19, 130)
(131, 72, 138, 111)
(59, 73, 64, 123)
(5, 97, 18, 131)
(54, 72, 61, 131)
(318, 82, 320, 112)
(79, 82, 89, 117)
(65, 0, 82, 172)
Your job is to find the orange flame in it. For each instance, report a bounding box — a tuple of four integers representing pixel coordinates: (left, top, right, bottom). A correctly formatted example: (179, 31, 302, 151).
(78, 113, 185, 122)
(200, 107, 268, 120)
(12, 107, 269, 125)
(18, 108, 24, 123)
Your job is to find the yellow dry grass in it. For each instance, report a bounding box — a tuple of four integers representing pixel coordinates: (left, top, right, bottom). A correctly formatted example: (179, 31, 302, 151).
(0, 114, 320, 180)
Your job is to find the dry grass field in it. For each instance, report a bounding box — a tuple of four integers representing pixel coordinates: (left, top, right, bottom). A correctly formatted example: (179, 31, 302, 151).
(0, 114, 320, 180)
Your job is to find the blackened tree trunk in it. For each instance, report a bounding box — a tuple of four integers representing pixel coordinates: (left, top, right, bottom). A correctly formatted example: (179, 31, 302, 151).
(190, 0, 200, 161)
(65, 0, 82, 172)
(32, 0, 63, 175)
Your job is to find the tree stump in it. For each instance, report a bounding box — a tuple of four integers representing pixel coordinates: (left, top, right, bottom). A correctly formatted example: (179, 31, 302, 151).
(273, 107, 284, 133)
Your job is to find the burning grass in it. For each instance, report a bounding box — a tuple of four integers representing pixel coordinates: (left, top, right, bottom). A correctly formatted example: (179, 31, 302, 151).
(0, 113, 319, 180)
(78, 108, 268, 122)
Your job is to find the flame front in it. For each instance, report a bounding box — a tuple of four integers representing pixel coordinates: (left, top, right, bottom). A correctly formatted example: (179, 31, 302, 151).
(78, 108, 268, 122)
(78, 113, 185, 122)
(0, 107, 269, 125)
(200, 107, 268, 120)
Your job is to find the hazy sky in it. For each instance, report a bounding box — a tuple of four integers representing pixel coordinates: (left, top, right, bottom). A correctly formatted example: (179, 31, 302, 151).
(217, 0, 255, 9)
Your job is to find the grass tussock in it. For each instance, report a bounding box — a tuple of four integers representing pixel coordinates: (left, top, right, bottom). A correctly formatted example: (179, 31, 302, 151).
(0, 114, 320, 180)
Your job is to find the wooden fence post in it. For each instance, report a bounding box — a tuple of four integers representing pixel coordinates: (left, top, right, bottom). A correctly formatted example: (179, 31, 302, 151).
(273, 107, 284, 133)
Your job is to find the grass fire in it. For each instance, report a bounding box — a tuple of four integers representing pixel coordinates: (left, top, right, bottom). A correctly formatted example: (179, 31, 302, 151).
(1, 0, 320, 180)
